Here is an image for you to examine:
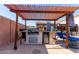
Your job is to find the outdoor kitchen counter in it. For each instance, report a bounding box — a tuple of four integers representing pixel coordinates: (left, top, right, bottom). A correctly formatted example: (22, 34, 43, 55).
(26, 31, 42, 44)
(25, 31, 56, 44)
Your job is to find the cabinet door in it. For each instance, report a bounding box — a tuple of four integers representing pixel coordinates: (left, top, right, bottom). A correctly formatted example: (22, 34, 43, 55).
(43, 32, 49, 44)
(44, 34, 49, 43)
(29, 36, 38, 43)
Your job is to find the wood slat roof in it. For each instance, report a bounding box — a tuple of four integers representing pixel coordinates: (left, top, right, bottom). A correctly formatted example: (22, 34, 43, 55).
(5, 4, 79, 20)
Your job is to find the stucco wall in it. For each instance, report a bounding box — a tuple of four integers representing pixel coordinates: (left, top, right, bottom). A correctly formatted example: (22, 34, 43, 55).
(74, 16, 79, 35)
(57, 15, 79, 36)
(0, 16, 25, 45)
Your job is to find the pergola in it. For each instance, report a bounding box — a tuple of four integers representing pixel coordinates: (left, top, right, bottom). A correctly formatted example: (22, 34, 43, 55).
(5, 4, 79, 50)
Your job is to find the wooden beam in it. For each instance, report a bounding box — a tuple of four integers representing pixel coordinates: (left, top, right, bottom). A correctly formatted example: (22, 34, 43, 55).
(10, 12, 58, 20)
(10, 9, 74, 13)
(56, 14, 67, 20)
(14, 13, 18, 50)
(18, 13, 25, 20)
(19, 14, 67, 21)
(17, 12, 74, 21)
(56, 12, 74, 20)
(10, 10, 74, 20)
(24, 19, 57, 21)
(66, 14, 70, 48)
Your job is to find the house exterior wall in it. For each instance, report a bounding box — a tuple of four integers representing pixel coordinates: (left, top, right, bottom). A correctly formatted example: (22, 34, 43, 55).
(57, 15, 79, 36)
(74, 16, 79, 36)
(0, 16, 25, 46)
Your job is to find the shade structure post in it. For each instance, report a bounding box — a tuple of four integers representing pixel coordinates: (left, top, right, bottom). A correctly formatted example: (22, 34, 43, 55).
(10, 20, 11, 43)
(76, 24, 78, 35)
(14, 13, 18, 50)
(24, 20, 26, 41)
(66, 14, 70, 48)
(25, 20, 26, 29)
(59, 25, 61, 31)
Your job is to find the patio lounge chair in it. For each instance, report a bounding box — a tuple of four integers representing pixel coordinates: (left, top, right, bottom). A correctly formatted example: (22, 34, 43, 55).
(56, 32, 66, 39)
(57, 32, 79, 48)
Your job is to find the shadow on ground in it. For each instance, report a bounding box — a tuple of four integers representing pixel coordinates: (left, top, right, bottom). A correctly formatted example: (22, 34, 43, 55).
(0, 40, 79, 54)
(56, 40, 79, 53)
(0, 44, 48, 54)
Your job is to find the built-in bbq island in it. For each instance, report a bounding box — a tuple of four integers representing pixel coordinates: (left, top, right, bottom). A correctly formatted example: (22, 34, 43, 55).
(25, 31, 56, 44)
(26, 31, 42, 44)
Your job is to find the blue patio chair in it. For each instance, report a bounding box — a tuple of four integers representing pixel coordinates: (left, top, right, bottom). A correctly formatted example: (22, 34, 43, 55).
(57, 32, 79, 41)
(56, 32, 66, 42)
(57, 32, 79, 48)
(57, 32, 66, 39)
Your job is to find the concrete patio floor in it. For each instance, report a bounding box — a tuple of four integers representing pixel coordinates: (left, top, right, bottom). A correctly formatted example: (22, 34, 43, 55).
(0, 43, 79, 54)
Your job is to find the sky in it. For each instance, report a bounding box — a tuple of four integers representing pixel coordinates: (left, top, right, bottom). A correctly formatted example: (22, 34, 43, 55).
(0, 4, 79, 26)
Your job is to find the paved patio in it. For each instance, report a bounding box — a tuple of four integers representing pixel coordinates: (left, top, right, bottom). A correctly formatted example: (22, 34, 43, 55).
(0, 43, 79, 54)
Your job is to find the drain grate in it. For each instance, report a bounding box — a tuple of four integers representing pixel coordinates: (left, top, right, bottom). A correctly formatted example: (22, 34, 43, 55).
(32, 49, 41, 54)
